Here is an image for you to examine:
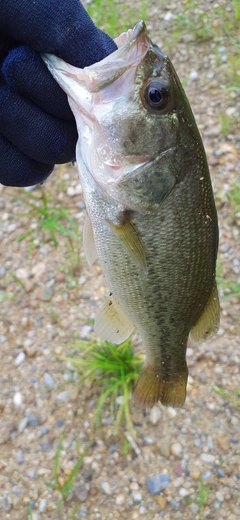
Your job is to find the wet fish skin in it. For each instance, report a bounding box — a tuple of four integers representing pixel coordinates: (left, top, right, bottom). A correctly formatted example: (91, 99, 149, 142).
(43, 21, 219, 407)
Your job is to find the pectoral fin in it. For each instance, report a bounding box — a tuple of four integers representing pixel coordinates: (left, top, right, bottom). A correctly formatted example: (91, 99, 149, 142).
(190, 281, 220, 344)
(94, 295, 135, 344)
(83, 213, 97, 267)
(107, 215, 148, 273)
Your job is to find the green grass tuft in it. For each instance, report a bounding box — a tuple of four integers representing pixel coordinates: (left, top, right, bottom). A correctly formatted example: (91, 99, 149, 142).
(66, 337, 144, 431)
(46, 434, 88, 514)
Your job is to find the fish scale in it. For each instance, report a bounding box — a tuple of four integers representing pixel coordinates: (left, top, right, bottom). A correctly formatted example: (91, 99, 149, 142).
(43, 21, 219, 407)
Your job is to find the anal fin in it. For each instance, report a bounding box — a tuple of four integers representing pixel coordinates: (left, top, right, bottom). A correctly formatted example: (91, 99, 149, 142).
(83, 213, 97, 267)
(107, 214, 147, 273)
(190, 280, 220, 344)
(94, 295, 135, 345)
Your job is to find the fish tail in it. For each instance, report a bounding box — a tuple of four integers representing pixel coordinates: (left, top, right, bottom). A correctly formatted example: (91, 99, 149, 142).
(134, 365, 188, 408)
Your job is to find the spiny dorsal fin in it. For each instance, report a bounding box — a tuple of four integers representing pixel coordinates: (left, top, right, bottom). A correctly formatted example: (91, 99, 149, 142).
(83, 213, 97, 267)
(190, 280, 220, 344)
(107, 215, 148, 273)
(94, 295, 135, 344)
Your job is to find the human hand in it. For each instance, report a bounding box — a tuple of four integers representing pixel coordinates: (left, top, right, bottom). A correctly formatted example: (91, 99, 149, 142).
(0, 0, 117, 186)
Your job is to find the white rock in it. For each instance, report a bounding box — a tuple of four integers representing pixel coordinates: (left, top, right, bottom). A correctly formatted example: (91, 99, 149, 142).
(189, 70, 198, 81)
(216, 491, 224, 502)
(179, 487, 189, 497)
(15, 352, 26, 366)
(132, 491, 142, 503)
(31, 262, 46, 278)
(130, 482, 139, 491)
(15, 268, 29, 280)
(18, 417, 28, 433)
(115, 494, 125, 505)
(149, 405, 161, 425)
(57, 391, 70, 402)
(39, 498, 47, 513)
(200, 453, 215, 463)
(170, 442, 182, 457)
(167, 407, 177, 418)
(13, 392, 22, 407)
(101, 481, 111, 495)
(164, 12, 174, 21)
(67, 186, 76, 197)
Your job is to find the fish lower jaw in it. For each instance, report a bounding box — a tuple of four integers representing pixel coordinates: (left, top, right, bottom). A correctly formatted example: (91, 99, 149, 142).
(134, 365, 188, 408)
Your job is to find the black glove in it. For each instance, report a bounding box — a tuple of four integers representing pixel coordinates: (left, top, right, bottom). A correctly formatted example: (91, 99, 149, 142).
(0, 0, 117, 186)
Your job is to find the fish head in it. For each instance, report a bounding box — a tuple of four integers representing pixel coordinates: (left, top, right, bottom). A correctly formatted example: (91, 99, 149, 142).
(43, 22, 198, 211)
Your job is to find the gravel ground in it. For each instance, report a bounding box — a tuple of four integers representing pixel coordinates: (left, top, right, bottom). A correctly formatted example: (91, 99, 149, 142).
(0, 1, 239, 519)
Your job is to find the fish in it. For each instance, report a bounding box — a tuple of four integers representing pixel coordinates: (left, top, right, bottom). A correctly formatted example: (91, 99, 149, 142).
(43, 21, 220, 408)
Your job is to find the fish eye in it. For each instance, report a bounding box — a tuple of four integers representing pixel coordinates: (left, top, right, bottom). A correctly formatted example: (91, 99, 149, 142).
(142, 80, 170, 113)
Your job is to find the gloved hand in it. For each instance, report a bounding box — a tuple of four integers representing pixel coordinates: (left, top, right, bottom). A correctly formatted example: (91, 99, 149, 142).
(0, 0, 117, 186)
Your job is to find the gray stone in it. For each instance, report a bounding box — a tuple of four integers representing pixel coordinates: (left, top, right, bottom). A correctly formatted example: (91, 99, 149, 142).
(57, 391, 70, 403)
(147, 473, 170, 495)
(101, 481, 111, 495)
(43, 373, 55, 389)
(15, 352, 26, 366)
(132, 491, 142, 503)
(200, 453, 215, 463)
(74, 484, 88, 502)
(27, 413, 40, 427)
(39, 498, 47, 513)
(3, 497, 12, 512)
(18, 417, 28, 433)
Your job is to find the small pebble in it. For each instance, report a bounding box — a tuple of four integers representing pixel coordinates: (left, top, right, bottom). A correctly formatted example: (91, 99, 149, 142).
(203, 471, 212, 480)
(167, 407, 177, 419)
(149, 405, 162, 425)
(15, 352, 26, 366)
(3, 497, 12, 512)
(39, 498, 47, 513)
(132, 491, 142, 503)
(13, 391, 22, 407)
(147, 473, 169, 495)
(40, 426, 50, 436)
(170, 442, 182, 457)
(130, 482, 139, 491)
(74, 484, 88, 502)
(27, 413, 40, 427)
(41, 442, 51, 452)
(27, 468, 36, 479)
(43, 373, 55, 389)
(18, 417, 28, 433)
(200, 453, 215, 463)
(101, 481, 111, 495)
(80, 325, 92, 339)
(179, 487, 189, 497)
(189, 70, 198, 80)
(57, 391, 70, 403)
(115, 494, 125, 506)
(156, 496, 166, 510)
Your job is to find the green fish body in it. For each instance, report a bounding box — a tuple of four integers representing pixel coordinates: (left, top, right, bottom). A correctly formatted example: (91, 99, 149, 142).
(44, 21, 220, 407)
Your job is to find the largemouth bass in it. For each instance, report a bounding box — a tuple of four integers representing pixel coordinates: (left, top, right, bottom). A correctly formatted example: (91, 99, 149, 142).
(43, 21, 220, 407)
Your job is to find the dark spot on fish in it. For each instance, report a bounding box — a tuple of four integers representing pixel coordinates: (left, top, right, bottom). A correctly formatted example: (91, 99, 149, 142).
(117, 330, 119, 333)
(109, 301, 112, 306)
(109, 292, 112, 296)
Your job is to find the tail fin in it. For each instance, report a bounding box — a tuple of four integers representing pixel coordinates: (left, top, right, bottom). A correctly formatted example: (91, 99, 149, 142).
(134, 365, 188, 408)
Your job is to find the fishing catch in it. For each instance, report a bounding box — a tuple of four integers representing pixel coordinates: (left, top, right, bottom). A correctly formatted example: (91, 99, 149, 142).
(43, 21, 220, 407)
